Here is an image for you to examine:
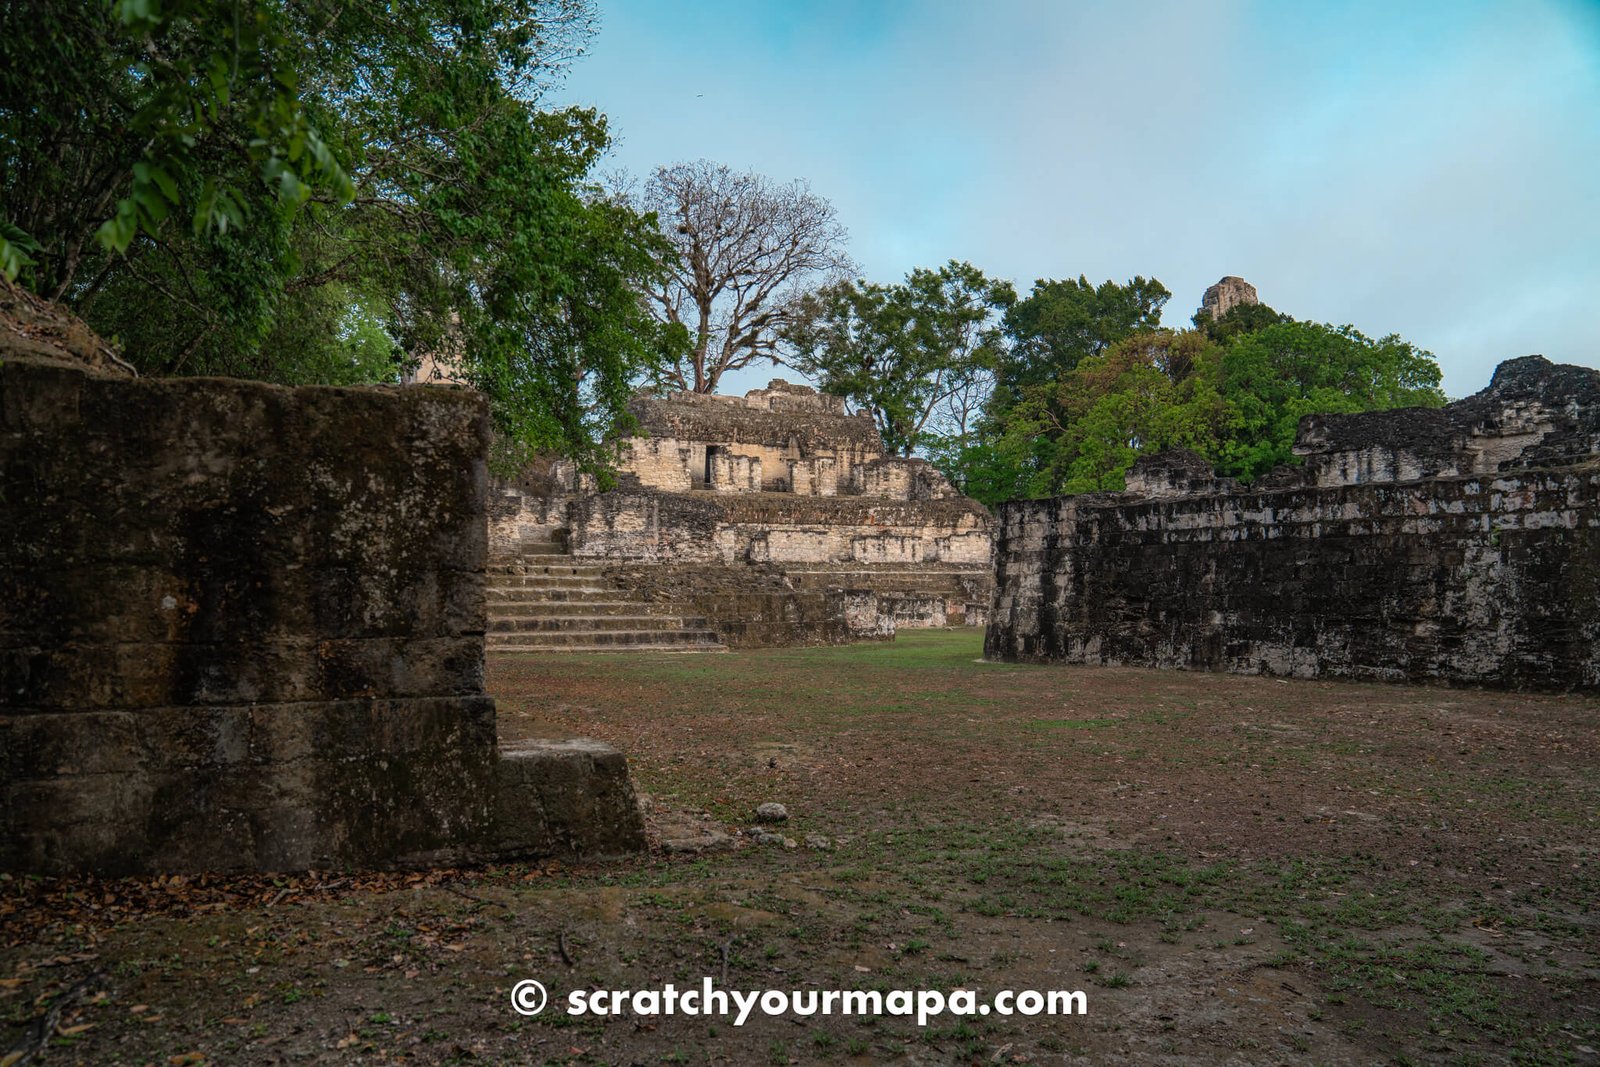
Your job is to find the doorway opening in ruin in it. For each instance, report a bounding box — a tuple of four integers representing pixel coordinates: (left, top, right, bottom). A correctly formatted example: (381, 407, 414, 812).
(704, 445, 721, 485)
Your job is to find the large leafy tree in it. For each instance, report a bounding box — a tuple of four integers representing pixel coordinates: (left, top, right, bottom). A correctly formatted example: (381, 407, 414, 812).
(784, 260, 1013, 456)
(634, 160, 852, 394)
(998, 274, 1172, 400)
(1, 0, 670, 471)
(1213, 320, 1446, 478)
(956, 317, 1447, 505)
(1031, 329, 1230, 494)
(939, 273, 1172, 501)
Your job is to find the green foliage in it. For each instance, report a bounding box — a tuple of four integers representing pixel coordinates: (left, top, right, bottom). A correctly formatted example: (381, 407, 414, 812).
(998, 274, 1171, 396)
(1193, 300, 1290, 344)
(784, 260, 1013, 456)
(961, 330, 1228, 500)
(937, 274, 1170, 502)
(1212, 320, 1445, 478)
(963, 300, 1445, 503)
(2, 0, 666, 471)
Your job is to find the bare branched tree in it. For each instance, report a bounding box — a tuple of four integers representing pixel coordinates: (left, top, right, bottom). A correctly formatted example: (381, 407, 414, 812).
(637, 160, 851, 393)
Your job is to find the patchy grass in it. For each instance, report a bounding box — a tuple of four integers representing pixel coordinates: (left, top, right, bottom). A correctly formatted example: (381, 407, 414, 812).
(3, 631, 1597, 1065)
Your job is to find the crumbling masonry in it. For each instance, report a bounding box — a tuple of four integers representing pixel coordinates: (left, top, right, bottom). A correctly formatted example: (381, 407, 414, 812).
(986, 356, 1600, 691)
(489, 381, 994, 649)
(1, 353, 643, 874)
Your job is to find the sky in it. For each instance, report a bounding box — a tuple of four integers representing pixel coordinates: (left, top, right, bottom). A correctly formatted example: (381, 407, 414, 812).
(550, 0, 1600, 399)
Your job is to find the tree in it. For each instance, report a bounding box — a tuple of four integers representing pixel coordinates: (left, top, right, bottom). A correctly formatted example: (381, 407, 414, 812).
(2, 0, 357, 293)
(997, 274, 1172, 401)
(1027, 329, 1231, 493)
(1214, 320, 1446, 478)
(636, 160, 852, 394)
(1193, 300, 1291, 344)
(784, 261, 1013, 456)
(965, 318, 1446, 504)
(2, 0, 671, 473)
(938, 273, 1171, 502)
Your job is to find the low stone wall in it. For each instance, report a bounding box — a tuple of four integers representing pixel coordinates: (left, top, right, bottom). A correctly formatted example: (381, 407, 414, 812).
(563, 490, 991, 566)
(986, 465, 1600, 690)
(601, 563, 892, 648)
(2, 358, 642, 874)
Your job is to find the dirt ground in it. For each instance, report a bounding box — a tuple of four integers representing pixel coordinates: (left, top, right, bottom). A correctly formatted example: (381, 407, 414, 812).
(3, 630, 1597, 1065)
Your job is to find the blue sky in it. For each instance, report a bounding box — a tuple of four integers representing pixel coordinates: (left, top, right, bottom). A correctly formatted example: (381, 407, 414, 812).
(551, 0, 1600, 398)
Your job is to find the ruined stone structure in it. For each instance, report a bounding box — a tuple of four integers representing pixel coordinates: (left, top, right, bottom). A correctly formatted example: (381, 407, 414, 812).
(490, 381, 994, 648)
(1, 356, 643, 874)
(1196, 276, 1260, 322)
(987, 356, 1600, 691)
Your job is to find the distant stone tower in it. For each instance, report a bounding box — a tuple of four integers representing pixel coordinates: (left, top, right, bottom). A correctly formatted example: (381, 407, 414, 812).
(1196, 276, 1259, 322)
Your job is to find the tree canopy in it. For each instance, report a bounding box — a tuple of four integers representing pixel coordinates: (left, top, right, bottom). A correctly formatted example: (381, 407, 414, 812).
(946, 314, 1446, 505)
(998, 274, 1172, 398)
(1, 0, 671, 472)
(783, 260, 1013, 456)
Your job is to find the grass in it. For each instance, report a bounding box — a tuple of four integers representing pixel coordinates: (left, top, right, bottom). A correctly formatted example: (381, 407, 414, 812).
(3, 631, 1596, 1065)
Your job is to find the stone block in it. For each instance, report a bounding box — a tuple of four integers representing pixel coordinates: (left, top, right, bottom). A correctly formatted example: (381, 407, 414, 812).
(493, 739, 646, 858)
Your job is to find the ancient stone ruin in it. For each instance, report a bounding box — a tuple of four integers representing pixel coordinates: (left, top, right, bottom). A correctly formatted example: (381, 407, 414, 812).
(1, 353, 643, 874)
(489, 381, 994, 651)
(986, 356, 1600, 691)
(1196, 275, 1260, 321)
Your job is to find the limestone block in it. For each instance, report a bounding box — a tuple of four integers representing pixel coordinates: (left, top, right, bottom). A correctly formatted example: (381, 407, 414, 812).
(493, 739, 646, 857)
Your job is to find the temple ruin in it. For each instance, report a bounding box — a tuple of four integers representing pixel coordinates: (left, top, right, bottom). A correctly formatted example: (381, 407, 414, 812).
(1196, 275, 1260, 321)
(986, 356, 1600, 691)
(488, 381, 994, 651)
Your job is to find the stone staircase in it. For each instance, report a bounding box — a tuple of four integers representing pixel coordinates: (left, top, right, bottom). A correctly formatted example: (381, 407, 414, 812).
(487, 540, 726, 654)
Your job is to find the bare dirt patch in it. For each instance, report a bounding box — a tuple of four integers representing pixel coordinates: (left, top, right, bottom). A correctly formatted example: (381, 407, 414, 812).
(4, 632, 1597, 1064)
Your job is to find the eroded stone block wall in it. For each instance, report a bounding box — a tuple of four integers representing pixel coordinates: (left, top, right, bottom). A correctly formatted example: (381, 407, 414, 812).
(0, 360, 598, 874)
(986, 358, 1600, 691)
(563, 491, 991, 566)
(487, 379, 997, 644)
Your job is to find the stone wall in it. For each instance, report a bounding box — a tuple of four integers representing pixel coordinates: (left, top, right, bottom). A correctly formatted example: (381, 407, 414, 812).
(489, 379, 996, 645)
(1196, 276, 1259, 321)
(986, 358, 1600, 691)
(622, 381, 884, 494)
(601, 563, 893, 648)
(562, 491, 992, 566)
(2, 358, 642, 874)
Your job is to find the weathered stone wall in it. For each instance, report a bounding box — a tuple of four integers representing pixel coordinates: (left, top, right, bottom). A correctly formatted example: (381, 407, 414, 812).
(621, 437, 696, 493)
(2, 359, 643, 873)
(986, 358, 1600, 692)
(562, 490, 991, 566)
(623, 382, 883, 494)
(601, 563, 893, 648)
(488, 379, 996, 645)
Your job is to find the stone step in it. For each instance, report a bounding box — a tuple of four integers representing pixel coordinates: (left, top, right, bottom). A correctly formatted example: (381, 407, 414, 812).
(488, 570, 608, 584)
(489, 563, 605, 577)
(486, 588, 633, 603)
(488, 583, 621, 597)
(488, 599, 680, 617)
(785, 579, 985, 594)
(777, 562, 985, 570)
(508, 542, 566, 555)
(487, 628, 724, 650)
(488, 577, 615, 593)
(490, 615, 704, 633)
(490, 642, 729, 655)
(780, 568, 984, 579)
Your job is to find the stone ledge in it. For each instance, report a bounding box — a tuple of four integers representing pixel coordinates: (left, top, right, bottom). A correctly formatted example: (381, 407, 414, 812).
(490, 739, 646, 859)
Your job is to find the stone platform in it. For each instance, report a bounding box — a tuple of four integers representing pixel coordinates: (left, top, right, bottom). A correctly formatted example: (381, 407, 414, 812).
(1, 356, 645, 874)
